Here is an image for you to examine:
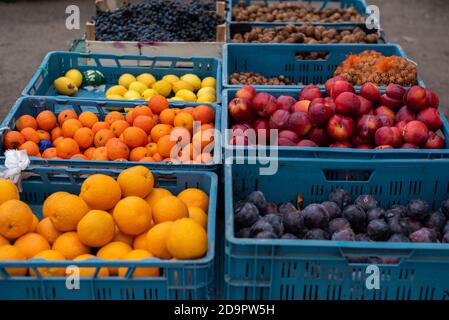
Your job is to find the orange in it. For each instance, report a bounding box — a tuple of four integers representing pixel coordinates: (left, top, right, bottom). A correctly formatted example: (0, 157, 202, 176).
(105, 111, 124, 125)
(106, 138, 130, 160)
(58, 109, 78, 126)
(47, 194, 89, 232)
(113, 228, 134, 246)
(80, 174, 121, 210)
(91, 147, 108, 160)
(94, 129, 115, 147)
(133, 232, 148, 250)
(0, 200, 34, 240)
(73, 127, 94, 149)
(146, 142, 158, 156)
(51, 127, 63, 141)
(145, 221, 173, 259)
(16, 115, 37, 131)
(133, 115, 155, 134)
(84, 147, 96, 159)
(117, 166, 154, 198)
(30, 214, 39, 232)
(152, 196, 188, 224)
(77, 210, 115, 247)
(159, 108, 176, 125)
(145, 188, 173, 208)
(56, 138, 80, 159)
(36, 110, 57, 131)
(192, 105, 214, 124)
(0, 245, 27, 276)
(97, 241, 132, 275)
(36, 217, 62, 244)
(139, 156, 154, 162)
(42, 191, 70, 218)
(178, 143, 194, 162)
(19, 141, 40, 156)
(110, 119, 130, 137)
(3, 131, 25, 149)
(125, 110, 134, 125)
(173, 112, 194, 131)
(71, 153, 88, 160)
(177, 188, 209, 213)
(188, 207, 207, 229)
(29, 250, 65, 277)
(79, 111, 99, 128)
(148, 95, 169, 115)
(42, 147, 58, 158)
(120, 126, 147, 148)
(0, 178, 19, 205)
(152, 153, 163, 162)
(0, 235, 9, 246)
(92, 121, 110, 134)
(14, 233, 50, 259)
(150, 124, 172, 143)
(192, 129, 214, 152)
(62, 118, 83, 138)
(201, 123, 214, 131)
(157, 134, 178, 158)
(37, 129, 51, 141)
(166, 218, 208, 260)
(73, 254, 109, 277)
(118, 249, 159, 277)
(52, 232, 90, 259)
(132, 105, 153, 121)
(20, 127, 40, 143)
(113, 196, 152, 235)
(129, 147, 148, 162)
(52, 136, 64, 147)
(180, 106, 195, 115)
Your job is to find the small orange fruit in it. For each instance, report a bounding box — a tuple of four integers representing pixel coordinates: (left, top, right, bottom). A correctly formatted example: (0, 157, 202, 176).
(173, 112, 194, 131)
(139, 156, 154, 162)
(157, 134, 178, 158)
(110, 119, 130, 137)
(171, 127, 191, 146)
(47, 194, 89, 232)
(166, 218, 208, 260)
(148, 95, 169, 115)
(106, 138, 130, 160)
(150, 124, 172, 143)
(113, 227, 134, 246)
(192, 129, 214, 152)
(30, 250, 66, 277)
(133, 232, 148, 250)
(73, 254, 109, 277)
(58, 110, 78, 126)
(3, 131, 25, 149)
(92, 121, 110, 134)
(117, 165, 154, 198)
(42, 191, 70, 218)
(52, 232, 90, 259)
(97, 241, 132, 275)
(145, 221, 173, 259)
(20, 127, 40, 143)
(188, 207, 208, 229)
(132, 105, 153, 120)
(0, 245, 27, 276)
(71, 153, 88, 160)
(133, 115, 155, 134)
(36, 110, 57, 131)
(146, 142, 158, 156)
(152, 153, 163, 162)
(52, 136, 64, 147)
(84, 147, 96, 159)
(129, 147, 148, 162)
(73, 127, 94, 149)
(125, 110, 134, 125)
(37, 129, 51, 141)
(56, 138, 80, 159)
(192, 105, 214, 124)
(16, 115, 37, 131)
(29, 214, 39, 232)
(0, 234, 9, 246)
(62, 118, 83, 138)
(79, 111, 99, 128)
(0, 200, 34, 240)
(159, 108, 176, 125)
(77, 210, 115, 247)
(19, 141, 40, 156)
(105, 111, 124, 125)
(113, 196, 153, 235)
(118, 249, 159, 277)
(91, 147, 108, 160)
(145, 188, 173, 208)
(94, 129, 115, 147)
(177, 188, 209, 213)
(51, 127, 63, 141)
(152, 196, 188, 224)
(121, 126, 147, 148)
(14, 233, 50, 259)
(180, 106, 195, 115)
(0, 178, 19, 205)
(36, 217, 62, 244)
(80, 174, 122, 210)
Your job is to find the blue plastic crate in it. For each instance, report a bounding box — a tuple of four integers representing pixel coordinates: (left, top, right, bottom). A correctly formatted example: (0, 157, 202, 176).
(0, 96, 221, 171)
(223, 43, 424, 90)
(224, 158, 449, 300)
(0, 166, 217, 300)
(221, 88, 449, 159)
(22, 51, 222, 104)
(227, 0, 369, 25)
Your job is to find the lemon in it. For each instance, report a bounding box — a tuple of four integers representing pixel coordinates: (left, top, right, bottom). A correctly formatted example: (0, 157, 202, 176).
(197, 87, 216, 97)
(180, 74, 201, 91)
(128, 81, 148, 95)
(196, 93, 216, 103)
(65, 69, 83, 87)
(162, 74, 180, 84)
(172, 80, 194, 94)
(124, 90, 142, 100)
(168, 97, 184, 102)
(54, 77, 78, 96)
(201, 77, 216, 89)
(106, 85, 127, 97)
(176, 89, 197, 102)
(142, 88, 159, 100)
(152, 80, 172, 97)
(136, 73, 156, 87)
(118, 74, 136, 89)
(107, 94, 125, 100)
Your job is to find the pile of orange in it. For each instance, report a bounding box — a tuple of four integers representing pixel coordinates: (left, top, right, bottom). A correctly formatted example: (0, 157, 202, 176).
(0, 166, 209, 277)
(3, 95, 215, 164)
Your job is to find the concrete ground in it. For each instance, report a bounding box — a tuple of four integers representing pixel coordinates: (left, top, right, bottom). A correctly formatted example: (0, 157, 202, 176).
(0, 0, 448, 120)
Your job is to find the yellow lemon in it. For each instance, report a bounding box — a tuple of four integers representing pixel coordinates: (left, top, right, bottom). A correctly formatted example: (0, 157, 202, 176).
(168, 97, 184, 102)
(152, 80, 172, 97)
(162, 74, 180, 84)
(118, 74, 136, 89)
(172, 80, 194, 93)
(128, 81, 148, 95)
(106, 94, 125, 100)
(136, 73, 156, 87)
(106, 85, 127, 97)
(196, 93, 216, 103)
(123, 90, 142, 100)
(197, 87, 216, 97)
(142, 88, 159, 100)
(65, 69, 83, 87)
(180, 74, 201, 91)
(175, 89, 196, 102)
(201, 77, 216, 89)
(54, 77, 78, 96)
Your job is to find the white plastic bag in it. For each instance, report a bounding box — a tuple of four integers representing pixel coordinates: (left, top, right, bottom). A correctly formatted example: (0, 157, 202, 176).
(0, 150, 30, 188)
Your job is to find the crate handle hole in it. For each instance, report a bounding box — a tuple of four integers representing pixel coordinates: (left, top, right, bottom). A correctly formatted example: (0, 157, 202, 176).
(323, 169, 373, 182)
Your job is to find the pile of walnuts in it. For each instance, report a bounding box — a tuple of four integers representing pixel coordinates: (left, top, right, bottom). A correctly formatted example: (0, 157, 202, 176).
(229, 72, 299, 86)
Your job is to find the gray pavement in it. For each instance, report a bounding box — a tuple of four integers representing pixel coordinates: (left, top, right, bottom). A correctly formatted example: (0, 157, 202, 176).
(0, 0, 448, 120)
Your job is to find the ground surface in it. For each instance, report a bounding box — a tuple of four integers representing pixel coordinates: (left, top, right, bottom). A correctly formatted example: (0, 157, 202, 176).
(0, 0, 448, 120)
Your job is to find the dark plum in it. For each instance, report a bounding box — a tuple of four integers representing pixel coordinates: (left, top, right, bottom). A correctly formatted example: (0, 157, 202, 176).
(367, 207, 385, 222)
(250, 220, 274, 237)
(261, 214, 284, 237)
(304, 229, 329, 240)
(328, 218, 350, 235)
(444, 221, 449, 235)
(234, 200, 246, 212)
(388, 217, 410, 235)
(236, 227, 251, 238)
(385, 208, 403, 221)
(355, 233, 372, 241)
(425, 210, 446, 233)
(409, 228, 438, 243)
(342, 205, 366, 232)
(255, 231, 277, 239)
(246, 191, 268, 212)
(405, 218, 424, 233)
(302, 204, 330, 229)
(443, 232, 449, 243)
(441, 198, 449, 219)
(388, 233, 410, 242)
(283, 211, 306, 237)
(235, 202, 260, 229)
(263, 202, 279, 215)
(321, 201, 342, 219)
(367, 219, 390, 241)
(390, 204, 407, 217)
(406, 199, 430, 220)
(328, 189, 352, 209)
(354, 195, 378, 211)
(281, 233, 298, 240)
(278, 203, 297, 214)
(332, 228, 356, 241)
